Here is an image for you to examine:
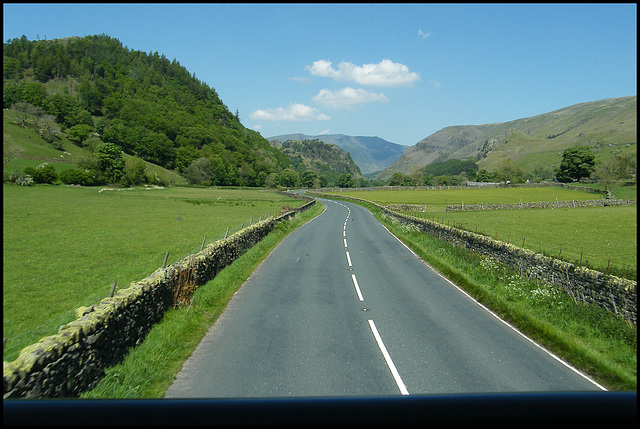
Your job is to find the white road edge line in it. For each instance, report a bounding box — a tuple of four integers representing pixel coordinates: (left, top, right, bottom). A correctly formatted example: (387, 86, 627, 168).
(368, 319, 409, 396)
(351, 273, 364, 301)
(346, 251, 352, 267)
(379, 222, 608, 391)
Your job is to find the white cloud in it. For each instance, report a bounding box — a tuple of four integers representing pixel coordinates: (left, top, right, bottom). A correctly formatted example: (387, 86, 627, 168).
(428, 80, 442, 88)
(305, 59, 420, 87)
(249, 103, 330, 122)
(417, 29, 430, 39)
(318, 129, 330, 135)
(312, 87, 389, 109)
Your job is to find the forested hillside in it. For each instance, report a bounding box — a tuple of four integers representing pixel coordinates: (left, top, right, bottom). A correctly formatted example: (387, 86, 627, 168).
(270, 138, 362, 187)
(3, 34, 290, 186)
(268, 133, 406, 176)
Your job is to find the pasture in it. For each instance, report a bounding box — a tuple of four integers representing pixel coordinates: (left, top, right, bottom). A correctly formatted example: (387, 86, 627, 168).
(327, 186, 637, 279)
(335, 186, 610, 212)
(3, 185, 303, 362)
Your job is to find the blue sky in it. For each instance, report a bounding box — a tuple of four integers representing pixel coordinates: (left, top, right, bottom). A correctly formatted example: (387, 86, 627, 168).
(3, 3, 637, 147)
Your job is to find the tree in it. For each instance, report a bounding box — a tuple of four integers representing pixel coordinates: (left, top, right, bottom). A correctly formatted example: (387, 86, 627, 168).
(476, 169, 496, 182)
(389, 172, 406, 186)
(336, 173, 355, 188)
(279, 169, 298, 188)
(495, 159, 525, 183)
(95, 142, 125, 183)
(556, 146, 595, 182)
(264, 172, 279, 188)
(593, 153, 638, 192)
(300, 170, 318, 188)
(182, 157, 211, 186)
(67, 124, 94, 146)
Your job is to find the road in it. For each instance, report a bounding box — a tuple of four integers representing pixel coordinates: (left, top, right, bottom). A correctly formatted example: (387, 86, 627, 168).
(165, 198, 604, 398)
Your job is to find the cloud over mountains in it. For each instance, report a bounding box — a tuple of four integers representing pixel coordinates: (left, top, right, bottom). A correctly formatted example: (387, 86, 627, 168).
(250, 58, 419, 127)
(305, 59, 420, 87)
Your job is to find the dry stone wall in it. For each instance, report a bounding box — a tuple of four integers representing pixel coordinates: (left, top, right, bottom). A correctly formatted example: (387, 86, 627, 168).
(446, 198, 636, 212)
(3, 197, 315, 399)
(308, 192, 636, 324)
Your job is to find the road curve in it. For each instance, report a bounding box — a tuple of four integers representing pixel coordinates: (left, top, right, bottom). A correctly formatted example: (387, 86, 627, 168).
(165, 198, 604, 398)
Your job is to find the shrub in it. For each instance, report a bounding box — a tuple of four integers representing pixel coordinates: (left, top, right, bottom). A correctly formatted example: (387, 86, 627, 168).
(30, 162, 58, 184)
(6, 170, 34, 186)
(59, 168, 97, 186)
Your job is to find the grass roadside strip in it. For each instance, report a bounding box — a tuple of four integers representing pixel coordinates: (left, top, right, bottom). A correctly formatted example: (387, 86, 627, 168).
(80, 202, 325, 398)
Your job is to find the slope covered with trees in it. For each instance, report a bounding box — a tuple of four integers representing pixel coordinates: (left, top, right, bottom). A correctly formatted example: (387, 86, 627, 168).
(269, 138, 362, 187)
(3, 34, 289, 186)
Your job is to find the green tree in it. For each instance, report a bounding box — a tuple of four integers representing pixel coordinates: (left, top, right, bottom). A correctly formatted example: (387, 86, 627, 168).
(95, 142, 125, 183)
(182, 157, 211, 186)
(279, 169, 298, 188)
(336, 173, 355, 188)
(264, 172, 279, 188)
(67, 124, 94, 146)
(174, 146, 199, 173)
(389, 172, 406, 186)
(556, 146, 596, 182)
(593, 153, 638, 192)
(476, 169, 496, 182)
(495, 159, 525, 183)
(300, 170, 318, 188)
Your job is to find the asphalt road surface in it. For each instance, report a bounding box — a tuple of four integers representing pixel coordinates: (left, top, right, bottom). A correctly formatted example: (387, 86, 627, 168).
(165, 198, 604, 398)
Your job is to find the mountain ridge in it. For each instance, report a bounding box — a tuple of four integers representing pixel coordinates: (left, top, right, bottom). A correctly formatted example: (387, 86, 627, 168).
(379, 95, 636, 180)
(267, 133, 407, 176)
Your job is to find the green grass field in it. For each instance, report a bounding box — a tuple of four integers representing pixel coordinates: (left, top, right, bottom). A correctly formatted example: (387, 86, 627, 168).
(2, 184, 303, 362)
(420, 206, 637, 278)
(325, 186, 637, 279)
(334, 186, 614, 212)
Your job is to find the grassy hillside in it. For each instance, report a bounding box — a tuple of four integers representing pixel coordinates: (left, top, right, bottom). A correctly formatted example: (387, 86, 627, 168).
(380, 96, 636, 180)
(3, 110, 187, 185)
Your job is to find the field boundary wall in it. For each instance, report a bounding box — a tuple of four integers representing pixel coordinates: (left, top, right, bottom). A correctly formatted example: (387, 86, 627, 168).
(308, 192, 636, 325)
(316, 181, 609, 194)
(445, 198, 636, 212)
(3, 194, 315, 399)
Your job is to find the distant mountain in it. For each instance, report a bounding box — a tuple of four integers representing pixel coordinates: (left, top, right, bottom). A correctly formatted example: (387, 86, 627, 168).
(379, 96, 637, 180)
(268, 133, 407, 175)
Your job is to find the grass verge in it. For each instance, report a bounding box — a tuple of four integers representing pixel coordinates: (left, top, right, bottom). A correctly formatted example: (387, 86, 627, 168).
(80, 202, 325, 398)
